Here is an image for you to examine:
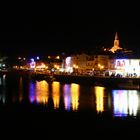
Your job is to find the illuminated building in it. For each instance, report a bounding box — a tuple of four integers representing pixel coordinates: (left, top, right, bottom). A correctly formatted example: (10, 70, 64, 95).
(114, 59, 140, 77)
(109, 32, 123, 53)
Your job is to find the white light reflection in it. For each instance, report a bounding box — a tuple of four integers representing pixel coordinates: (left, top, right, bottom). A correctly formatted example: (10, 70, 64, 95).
(112, 90, 139, 117)
(128, 90, 138, 116)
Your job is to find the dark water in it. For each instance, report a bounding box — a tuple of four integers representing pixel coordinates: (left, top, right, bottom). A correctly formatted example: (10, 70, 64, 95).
(1, 74, 140, 137)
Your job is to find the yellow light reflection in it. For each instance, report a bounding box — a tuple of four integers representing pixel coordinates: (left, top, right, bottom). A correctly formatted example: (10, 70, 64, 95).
(36, 80, 49, 104)
(71, 83, 80, 111)
(52, 81, 60, 109)
(95, 86, 105, 113)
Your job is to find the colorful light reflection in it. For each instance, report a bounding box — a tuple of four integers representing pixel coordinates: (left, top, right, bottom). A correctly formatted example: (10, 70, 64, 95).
(112, 90, 139, 117)
(29, 81, 36, 103)
(63, 84, 71, 111)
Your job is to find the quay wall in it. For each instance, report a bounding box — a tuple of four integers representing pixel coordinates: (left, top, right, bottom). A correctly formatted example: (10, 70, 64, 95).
(1, 70, 140, 88)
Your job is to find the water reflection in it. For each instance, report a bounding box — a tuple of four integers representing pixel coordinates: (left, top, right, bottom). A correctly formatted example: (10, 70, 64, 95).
(71, 83, 80, 111)
(112, 90, 139, 117)
(29, 81, 36, 103)
(19, 77, 23, 102)
(94, 86, 105, 113)
(63, 84, 71, 111)
(6, 76, 140, 118)
(63, 83, 80, 111)
(52, 82, 60, 109)
(0, 75, 6, 103)
(36, 80, 49, 104)
(29, 80, 49, 104)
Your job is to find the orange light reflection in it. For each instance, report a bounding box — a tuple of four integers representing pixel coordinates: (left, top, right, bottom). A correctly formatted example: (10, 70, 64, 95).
(95, 86, 105, 113)
(71, 83, 80, 111)
(52, 82, 60, 109)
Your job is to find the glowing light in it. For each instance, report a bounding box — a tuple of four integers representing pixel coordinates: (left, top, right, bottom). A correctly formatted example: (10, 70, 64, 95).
(95, 86, 105, 113)
(63, 84, 71, 111)
(30, 61, 36, 69)
(36, 80, 49, 104)
(71, 83, 80, 111)
(98, 64, 101, 67)
(113, 90, 140, 117)
(30, 58, 34, 62)
(36, 63, 47, 69)
(52, 82, 60, 109)
(56, 56, 60, 59)
(29, 81, 36, 103)
(110, 32, 122, 53)
(128, 90, 138, 116)
(113, 90, 128, 117)
(36, 56, 40, 60)
(73, 64, 76, 68)
(65, 57, 71, 67)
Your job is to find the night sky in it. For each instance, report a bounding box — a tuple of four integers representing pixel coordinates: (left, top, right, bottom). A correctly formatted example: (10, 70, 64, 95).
(0, 3, 140, 57)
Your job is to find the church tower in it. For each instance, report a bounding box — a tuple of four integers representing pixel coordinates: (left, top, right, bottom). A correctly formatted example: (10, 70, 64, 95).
(110, 32, 122, 53)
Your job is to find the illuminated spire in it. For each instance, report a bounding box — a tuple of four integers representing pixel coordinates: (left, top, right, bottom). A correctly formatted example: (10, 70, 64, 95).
(110, 32, 122, 53)
(115, 32, 118, 40)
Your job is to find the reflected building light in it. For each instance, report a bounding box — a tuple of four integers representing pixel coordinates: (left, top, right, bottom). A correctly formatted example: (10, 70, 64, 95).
(0, 75, 6, 103)
(36, 81, 49, 105)
(0, 77, 2, 85)
(19, 77, 23, 102)
(95, 86, 105, 113)
(128, 90, 138, 116)
(63, 84, 71, 111)
(29, 81, 36, 103)
(113, 90, 128, 117)
(0, 94, 6, 104)
(52, 81, 60, 109)
(71, 83, 80, 111)
(2, 74, 6, 86)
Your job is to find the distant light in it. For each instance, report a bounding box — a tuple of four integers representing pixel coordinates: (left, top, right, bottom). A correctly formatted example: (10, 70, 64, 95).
(56, 56, 60, 59)
(2, 64, 6, 67)
(30, 58, 35, 62)
(37, 56, 40, 60)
